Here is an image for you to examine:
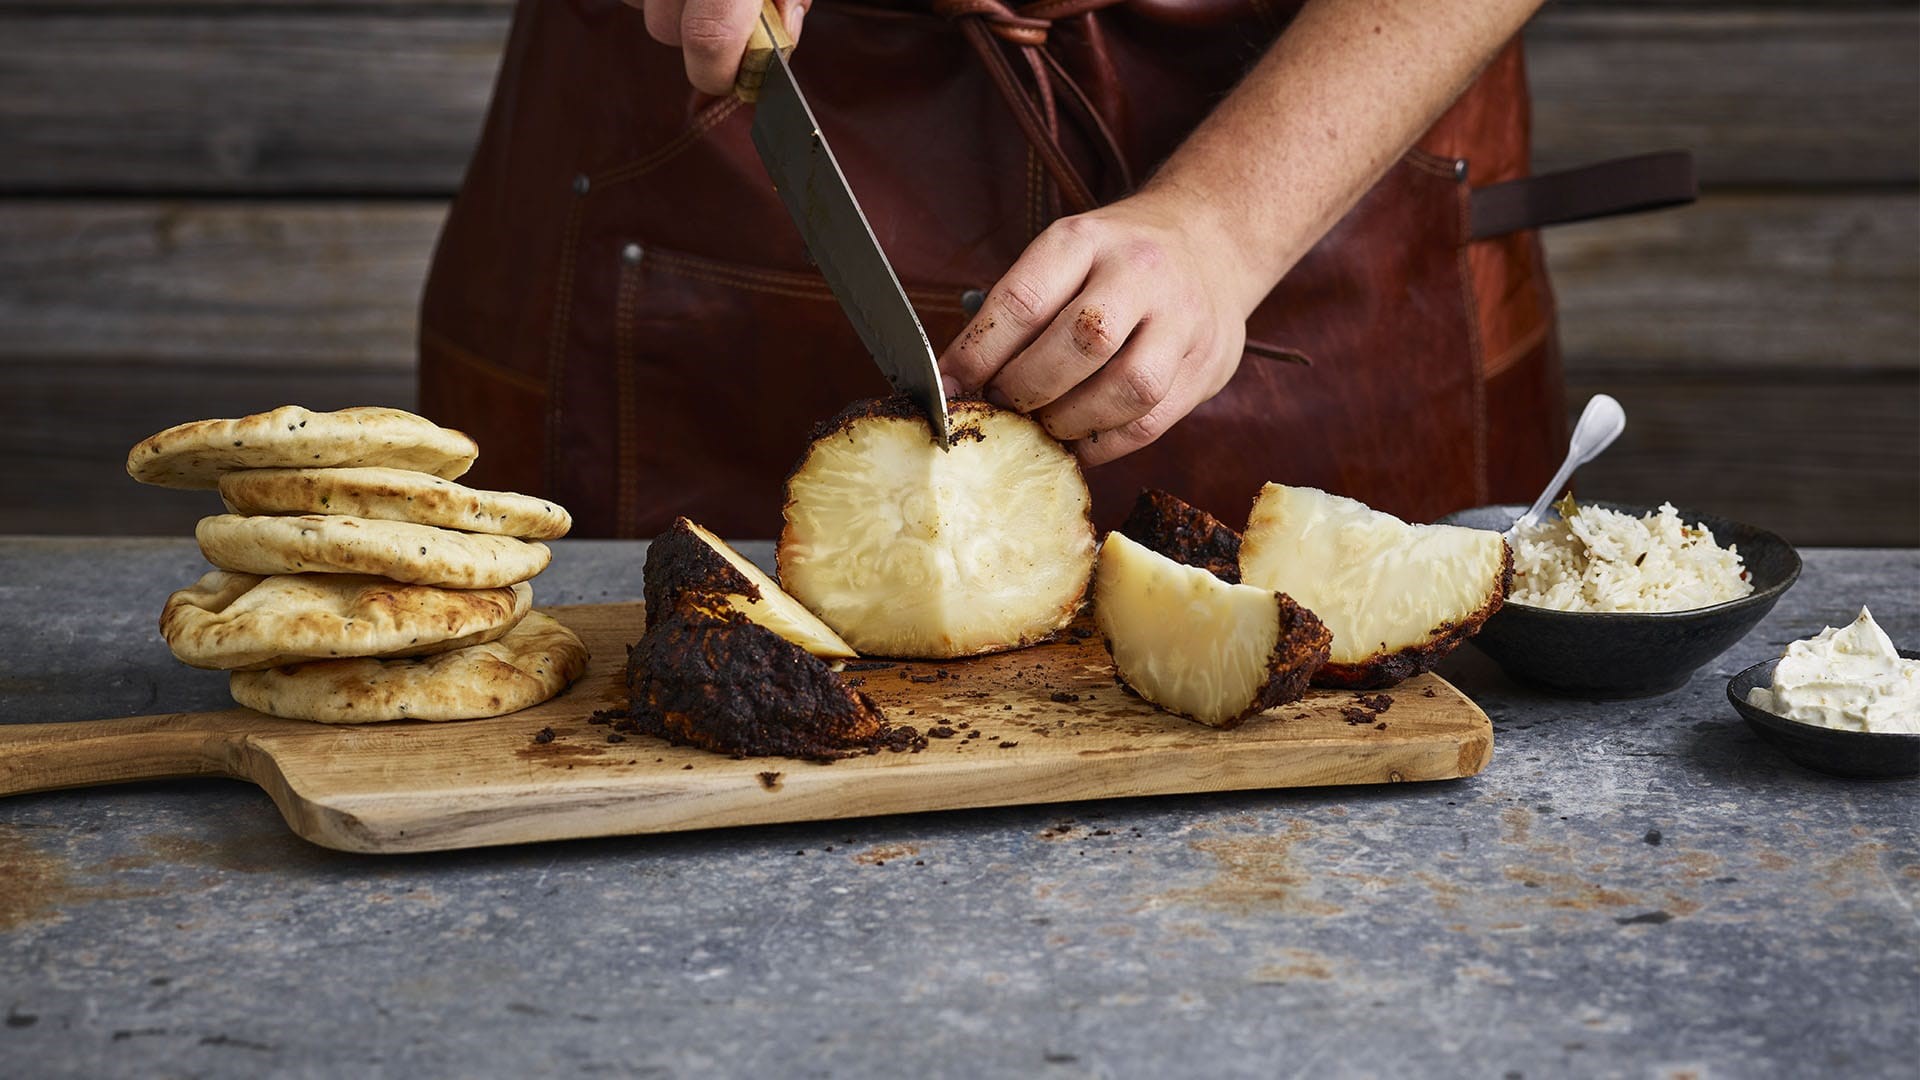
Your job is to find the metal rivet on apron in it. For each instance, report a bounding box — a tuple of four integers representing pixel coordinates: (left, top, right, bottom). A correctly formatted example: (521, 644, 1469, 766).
(572, 173, 591, 195)
(620, 242, 643, 265)
(1452, 159, 1468, 182)
(960, 288, 987, 316)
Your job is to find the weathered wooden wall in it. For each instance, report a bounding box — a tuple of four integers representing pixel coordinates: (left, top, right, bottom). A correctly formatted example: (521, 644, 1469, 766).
(1, 0, 1914, 544)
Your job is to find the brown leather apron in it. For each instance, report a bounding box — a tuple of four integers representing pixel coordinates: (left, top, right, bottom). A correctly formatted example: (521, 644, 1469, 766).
(419, 0, 1663, 537)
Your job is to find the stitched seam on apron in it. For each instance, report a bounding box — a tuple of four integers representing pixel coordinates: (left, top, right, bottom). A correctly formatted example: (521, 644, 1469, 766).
(614, 257, 642, 538)
(646, 249, 968, 313)
(421, 326, 548, 396)
(1449, 171, 1490, 506)
(544, 198, 585, 497)
(1026, 144, 1044, 240)
(1406, 148, 1458, 178)
(1482, 318, 1549, 379)
(594, 99, 745, 188)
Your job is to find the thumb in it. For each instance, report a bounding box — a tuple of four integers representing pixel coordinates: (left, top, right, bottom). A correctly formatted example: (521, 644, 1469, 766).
(782, 0, 810, 42)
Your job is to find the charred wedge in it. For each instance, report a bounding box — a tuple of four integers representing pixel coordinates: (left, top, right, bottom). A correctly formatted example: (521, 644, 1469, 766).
(1238, 483, 1511, 689)
(626, 599, 922, 762)
(779, 396, 1096, 659)
(644, 516, 856, 659)
(1118, 488, 1242, 583)
(1093, 532, 1330, 728)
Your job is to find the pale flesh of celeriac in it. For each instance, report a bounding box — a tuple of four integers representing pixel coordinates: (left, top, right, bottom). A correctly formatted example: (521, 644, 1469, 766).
(1094, 532, 1330, 728)
(1238, 483, 1510, 688)
(779, 398, 1096, 659)
(643, 516, 857, 660)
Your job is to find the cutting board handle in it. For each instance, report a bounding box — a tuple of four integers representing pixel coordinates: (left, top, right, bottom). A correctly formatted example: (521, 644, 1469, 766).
(733, 0, 796, 104)
(0, 713, 249, 797)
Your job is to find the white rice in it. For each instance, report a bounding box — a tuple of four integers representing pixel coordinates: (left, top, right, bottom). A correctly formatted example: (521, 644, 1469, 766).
(1508, 501, 1754, 613)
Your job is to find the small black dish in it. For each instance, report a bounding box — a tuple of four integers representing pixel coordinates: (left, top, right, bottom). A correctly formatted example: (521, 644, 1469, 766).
(1726, 652, 1920, 780)
(1438, 502, 1801, 698)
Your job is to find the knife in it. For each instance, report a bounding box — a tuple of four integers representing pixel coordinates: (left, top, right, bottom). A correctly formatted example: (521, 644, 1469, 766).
(734, 2, 952, 449)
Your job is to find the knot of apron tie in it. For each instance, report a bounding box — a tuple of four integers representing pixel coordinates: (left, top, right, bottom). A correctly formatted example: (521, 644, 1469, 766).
(909, 0, 1134, 214)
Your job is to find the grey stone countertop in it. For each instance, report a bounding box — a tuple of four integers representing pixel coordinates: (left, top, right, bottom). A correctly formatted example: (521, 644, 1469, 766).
(1, 538, 1915, 1079)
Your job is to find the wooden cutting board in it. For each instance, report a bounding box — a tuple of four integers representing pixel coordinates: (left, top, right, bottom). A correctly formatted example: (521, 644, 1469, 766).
(0, 603, 1491, 853)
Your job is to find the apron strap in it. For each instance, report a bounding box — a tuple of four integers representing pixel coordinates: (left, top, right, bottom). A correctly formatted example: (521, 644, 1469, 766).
(1469, 150, 1698, 240)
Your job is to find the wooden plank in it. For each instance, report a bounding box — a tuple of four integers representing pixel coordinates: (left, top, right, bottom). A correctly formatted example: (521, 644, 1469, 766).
(0, 603, 1490, 853)
(0, 359, 413, 536)
(0, 8, 1912, 191)
(1, 196, 1913, 542)
(0, 201, 438, 364)
(0, 12, 508, 192)
(1526, 9, 1919, 185)
(1564, 373, 1920, 548)
(1544, 192, 1920, 373)
(10, 362, 1911, 545)
(4, 194, 1912, 372)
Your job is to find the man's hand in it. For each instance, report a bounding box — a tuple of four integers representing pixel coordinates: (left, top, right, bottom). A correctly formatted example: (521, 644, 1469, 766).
(624, 0, 808, 96)
(938, 188, 1267, 466)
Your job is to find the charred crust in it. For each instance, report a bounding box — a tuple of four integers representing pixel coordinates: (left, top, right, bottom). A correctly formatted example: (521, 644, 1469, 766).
(1310, 542, 1513, 690)
(626, 600, 920, 762)
(1118, 489, 1242, 583)
(1214, 593, 1332, 728)
(642, 517, 762, 631)
(799, 393, 993, 451)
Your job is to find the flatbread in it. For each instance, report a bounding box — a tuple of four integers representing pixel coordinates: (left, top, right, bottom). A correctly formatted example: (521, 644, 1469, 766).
(127, 406, 477, 490)
(196, 514, 550, 589)
(218, 467, 571, 540)
(229, 612, 589, 723)
(160, 571, 533, 671)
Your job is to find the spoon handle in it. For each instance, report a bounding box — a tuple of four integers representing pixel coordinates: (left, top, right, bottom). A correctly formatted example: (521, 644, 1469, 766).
(1510, 394, 1627, 532)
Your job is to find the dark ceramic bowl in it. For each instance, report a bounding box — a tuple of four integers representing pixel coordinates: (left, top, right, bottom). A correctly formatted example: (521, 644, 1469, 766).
(1726, 652, 1920, 780)
(1438, 503, 1800, 698)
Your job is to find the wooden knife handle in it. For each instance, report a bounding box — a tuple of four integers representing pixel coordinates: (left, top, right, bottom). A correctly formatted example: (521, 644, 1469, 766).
(733, 0, 796, 104)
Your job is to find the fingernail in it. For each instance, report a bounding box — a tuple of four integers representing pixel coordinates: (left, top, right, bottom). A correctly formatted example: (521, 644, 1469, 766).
(940, 373, 962, 398)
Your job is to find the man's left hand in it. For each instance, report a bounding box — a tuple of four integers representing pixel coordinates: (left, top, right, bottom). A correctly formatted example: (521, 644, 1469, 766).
(936, 188, 1264, 466)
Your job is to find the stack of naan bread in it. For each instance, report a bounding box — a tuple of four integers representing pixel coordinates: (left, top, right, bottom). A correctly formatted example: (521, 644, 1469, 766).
(127, 406, 588, 723)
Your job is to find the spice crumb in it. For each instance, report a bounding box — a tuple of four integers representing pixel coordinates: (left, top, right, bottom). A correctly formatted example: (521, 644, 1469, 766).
(531, 727, 554, 744)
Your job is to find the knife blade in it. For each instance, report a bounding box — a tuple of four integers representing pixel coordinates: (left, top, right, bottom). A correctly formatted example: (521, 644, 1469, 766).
(735, 5, 952, 449)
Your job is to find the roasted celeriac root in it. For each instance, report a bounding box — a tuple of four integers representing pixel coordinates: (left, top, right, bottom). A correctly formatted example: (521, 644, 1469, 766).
(779, 397, 1096, 659)
(1093, 532, 1330, 728)
(627, 598, 920, 762)
(1238, 483, 1511, 689)
(1117, 488, 1243, 583)
(643, 516, 857, 659)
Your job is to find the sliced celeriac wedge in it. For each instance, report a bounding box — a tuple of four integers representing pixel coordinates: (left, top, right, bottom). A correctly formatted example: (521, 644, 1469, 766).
(1094, 532, 1330, 728)
(1239, 483, 1511, 688)
(779, 397, 1096, 659)
(644, 516, 857, 659)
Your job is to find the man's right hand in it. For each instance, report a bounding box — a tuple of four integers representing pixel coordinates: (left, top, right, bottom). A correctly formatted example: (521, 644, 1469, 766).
(623, 0, 809, 96)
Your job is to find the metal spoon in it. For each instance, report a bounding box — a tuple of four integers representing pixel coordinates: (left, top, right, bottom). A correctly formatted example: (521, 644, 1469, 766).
(1506, 394, 1627, 536)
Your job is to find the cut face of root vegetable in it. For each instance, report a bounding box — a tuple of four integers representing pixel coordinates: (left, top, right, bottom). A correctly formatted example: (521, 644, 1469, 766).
(1118, 488, 1242, 583)
(1238, 483, 1511, 689)
(1093, 532, 1330, 729)
(779, 397, 1096, 659)
(626, 599, 921, 762)
(644, 517, 856, 659)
